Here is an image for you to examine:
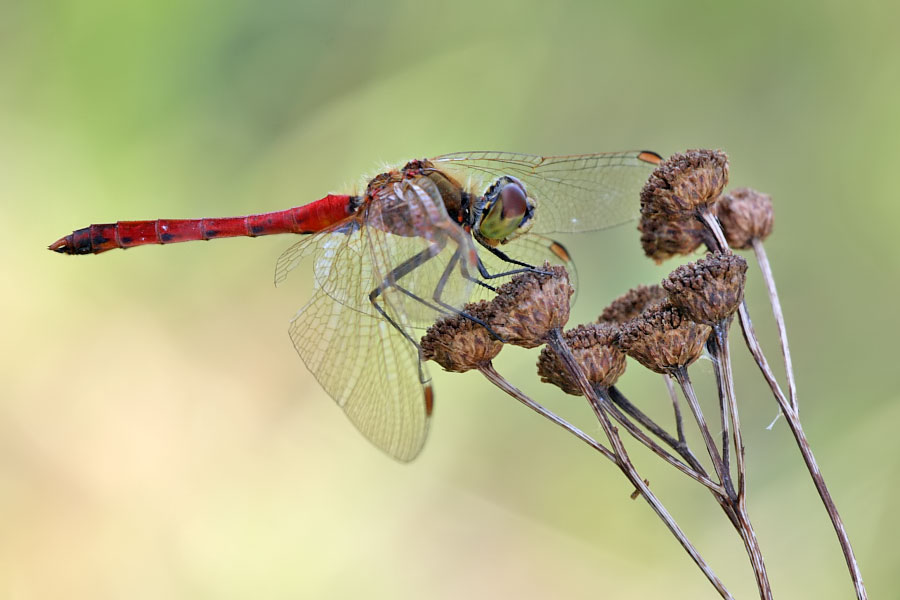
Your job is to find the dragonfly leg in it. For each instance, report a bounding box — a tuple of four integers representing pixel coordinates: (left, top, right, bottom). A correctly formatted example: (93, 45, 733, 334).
(431, 247, 505, 342)
(478, 245, 551, 280)
(369, 242, 449, 318)
(367, 295, 431, 384)
(367, 245, 495, 381)
(458, 254, 497, 293)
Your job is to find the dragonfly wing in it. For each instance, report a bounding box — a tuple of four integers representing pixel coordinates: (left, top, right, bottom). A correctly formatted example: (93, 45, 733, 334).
(432, 150, 661, 234)
(274, 216, 376, 315)
(277, 178, 479, 326)
(289, 285, 431, 462)
(469, 233, 580, 304)
(278, 176, 482, 460)
(362, 177, 479, 328)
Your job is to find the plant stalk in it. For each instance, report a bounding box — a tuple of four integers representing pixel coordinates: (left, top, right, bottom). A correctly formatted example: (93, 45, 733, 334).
(547, 329, 734, 600)
(479, 363, 615, 462)
(701, 207, 867, 599)
(751, 237, 798, 412)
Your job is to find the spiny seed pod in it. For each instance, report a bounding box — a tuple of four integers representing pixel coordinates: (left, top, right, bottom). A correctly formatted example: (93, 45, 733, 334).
(599, 284, 667, 324)
(640, 149, 729, 219)
(421, 301, 502, 372)
(618, 301, 712, 374)
(638, 216, 709, 264)
(488, 263, 573, 349)
(537, 323, 626, 395)
(662, 253, 748, 325)
(716, 187, 774, 249)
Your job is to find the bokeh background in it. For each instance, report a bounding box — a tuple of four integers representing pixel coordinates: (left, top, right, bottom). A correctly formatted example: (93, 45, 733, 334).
(3, 0, 899, 598)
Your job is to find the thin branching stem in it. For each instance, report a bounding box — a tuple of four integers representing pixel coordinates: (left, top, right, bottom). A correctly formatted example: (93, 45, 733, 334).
(701, 207, 867, 599)
(709, 320, 774, 599)
(742, 306, 867, 599)
(607, 386, 705, 475)
(596, 388, 724, 494)
(608, 387, 742, 531)
(479, 363, 615, 462)
(672, 366, 734, 500)
(734, 502, 774, 600)
(546, 329, 734, 600)
(710, 324, 746, 500)
(663, 374, 688, 444)
(752, 237, 798, 412)
(712, 349, 732, 486)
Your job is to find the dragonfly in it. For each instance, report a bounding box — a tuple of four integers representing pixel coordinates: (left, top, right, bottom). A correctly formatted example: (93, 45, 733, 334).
(50, 150, 662, 461)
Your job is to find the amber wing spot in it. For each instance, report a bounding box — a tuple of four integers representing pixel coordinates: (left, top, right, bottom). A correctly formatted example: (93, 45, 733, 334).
(638, 151, 664, 165)
(549, 240, 572, 263)
(424, 385, 435, 417)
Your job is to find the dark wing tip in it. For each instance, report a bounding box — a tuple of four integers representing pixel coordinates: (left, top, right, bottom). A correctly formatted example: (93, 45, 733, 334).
(638, 151, 664, 165)
(424, 384, 435, 417)
(548, 240, 572, 263)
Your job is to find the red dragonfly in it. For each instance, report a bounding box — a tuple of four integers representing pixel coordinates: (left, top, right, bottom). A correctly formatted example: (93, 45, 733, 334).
(51, 150, 662, 461)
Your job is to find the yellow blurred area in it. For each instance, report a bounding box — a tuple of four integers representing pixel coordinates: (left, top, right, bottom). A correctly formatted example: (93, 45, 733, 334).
(3, 0, 899, 598)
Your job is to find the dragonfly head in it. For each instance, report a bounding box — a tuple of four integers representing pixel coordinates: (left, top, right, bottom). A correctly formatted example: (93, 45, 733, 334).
(473, 176, 534, 246)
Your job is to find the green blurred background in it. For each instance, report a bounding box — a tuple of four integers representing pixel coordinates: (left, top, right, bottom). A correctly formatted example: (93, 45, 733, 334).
(3, 0, 899, 597)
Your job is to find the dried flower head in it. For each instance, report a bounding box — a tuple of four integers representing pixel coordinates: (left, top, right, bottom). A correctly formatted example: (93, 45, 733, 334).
(618, 301, 712, 374)
(640, 149, 730, 219)
(662, 253, 748, 325)
(537, 323, 626, 395)
(488, 263, 573, 348)
(716, 187, 774, 249)
(599, 284, 667, 324)
(638, 216, 709, 264)
(421, 301, 502, 372)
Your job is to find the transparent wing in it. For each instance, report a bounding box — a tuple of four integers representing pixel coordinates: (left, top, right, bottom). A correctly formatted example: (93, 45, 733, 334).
(277, 179, 479, 325)
(289, 285, 431, 462)
(469, 234, 580, 304)
(432, 150, 661, 234)
(363, 177, 479, 328)
(276, 177, 480, 460)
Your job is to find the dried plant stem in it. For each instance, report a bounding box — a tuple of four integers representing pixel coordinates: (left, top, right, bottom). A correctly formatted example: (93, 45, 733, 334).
(710, 324, 746, 499)
(479, 363, 615, 462)
(716, 364, 732, 488)
(700, 210, 730, 255)
(663, 374, 688, 443)
(546, 329, 734, 600)
(751, 237, 798, 412)
(597, 389, 723, 494)
(607, 385, 703, 473)
(737, 304, 787, 411)
(710, 324, 774, 598)
(675, 364, 772, 599)
(607, 386, 742, 532)
(741, 307, 867, 599)
(672, 367, 733, 499)
(734, 503, 773, 600)
(701, 209, 867, 600)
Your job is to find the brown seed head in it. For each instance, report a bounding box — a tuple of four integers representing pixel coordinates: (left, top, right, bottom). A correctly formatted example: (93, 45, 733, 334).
(716, 187, 774, 249)
(638, 215, 710, 264)
(421, 301, 502, 372)
(662, 253, 748, 325)
(537, 323, 626, 395)
(640, 149, 729, 219)
(599, 284, 667, 324)
(488, 263, 573, 348)
(618, 301, 712, 374)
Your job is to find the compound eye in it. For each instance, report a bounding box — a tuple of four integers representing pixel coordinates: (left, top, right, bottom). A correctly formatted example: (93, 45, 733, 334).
(499, 182, 528, 223)
(479, 181, 529, 242)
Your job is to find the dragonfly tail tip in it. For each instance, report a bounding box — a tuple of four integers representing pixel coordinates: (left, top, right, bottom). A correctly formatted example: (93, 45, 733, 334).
(48, 235, 72, 254)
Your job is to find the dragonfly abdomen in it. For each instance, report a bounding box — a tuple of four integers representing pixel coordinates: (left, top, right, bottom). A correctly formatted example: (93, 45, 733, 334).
(49, 194, 356, 255)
